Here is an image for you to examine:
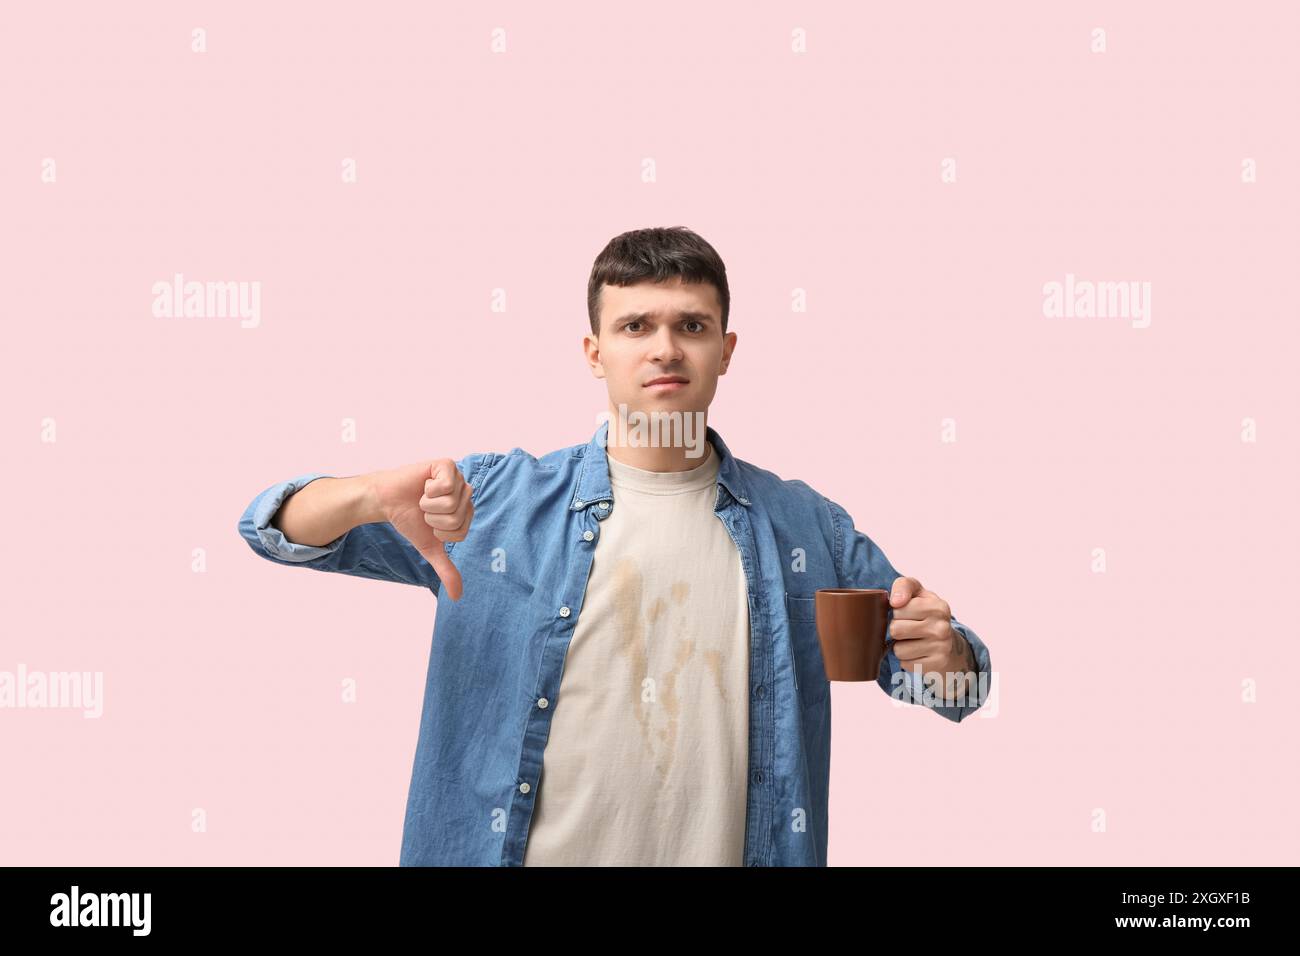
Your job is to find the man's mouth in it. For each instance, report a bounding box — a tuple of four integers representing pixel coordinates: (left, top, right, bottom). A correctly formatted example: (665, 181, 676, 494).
(644, 376, 689, 388)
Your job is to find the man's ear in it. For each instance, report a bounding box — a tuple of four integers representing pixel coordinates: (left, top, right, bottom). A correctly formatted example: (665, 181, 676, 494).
(719, 330, 737, 374)
(583, 333, 606, 379)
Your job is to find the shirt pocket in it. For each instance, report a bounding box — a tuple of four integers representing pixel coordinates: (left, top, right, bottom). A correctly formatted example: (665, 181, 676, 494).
(784, 593, 829, 710)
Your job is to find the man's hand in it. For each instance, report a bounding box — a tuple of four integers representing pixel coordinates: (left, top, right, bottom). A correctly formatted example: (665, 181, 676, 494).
(888, 575, 975, 700)
(370, 459, 475, 600)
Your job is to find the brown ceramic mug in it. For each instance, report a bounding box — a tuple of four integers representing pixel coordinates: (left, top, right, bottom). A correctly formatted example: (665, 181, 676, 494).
(813, 588, 892, 681)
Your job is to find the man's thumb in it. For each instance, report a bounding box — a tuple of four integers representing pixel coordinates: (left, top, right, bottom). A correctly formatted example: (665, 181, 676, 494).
(890, 576, 919, 607)
(426, 545, 464, 601)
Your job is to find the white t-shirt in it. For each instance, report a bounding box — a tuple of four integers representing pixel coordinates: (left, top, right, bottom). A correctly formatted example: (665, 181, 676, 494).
(522, 440, 751, 865)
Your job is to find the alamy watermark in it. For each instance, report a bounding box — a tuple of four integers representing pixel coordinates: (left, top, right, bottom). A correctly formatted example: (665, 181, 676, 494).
(596, 404, 708, 458)
(0, 664, 103, 718)
(1043, 273, 1151, 329)
(50, 886, 150, 936)
(152, 273, 261, 328)
(891, 664, 997, 717)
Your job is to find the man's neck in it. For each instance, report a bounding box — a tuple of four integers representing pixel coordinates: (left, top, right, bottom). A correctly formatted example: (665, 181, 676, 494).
(603, 407, 713, 473)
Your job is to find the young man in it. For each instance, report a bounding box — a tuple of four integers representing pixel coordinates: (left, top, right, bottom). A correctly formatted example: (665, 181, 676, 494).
(237, 226, 992, 867)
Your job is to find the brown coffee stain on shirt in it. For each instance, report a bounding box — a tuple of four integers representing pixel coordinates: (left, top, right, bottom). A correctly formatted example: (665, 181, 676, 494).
(612, 554, 647, 659)
(652, 623, 695, 782)
(671, 580, 690, 604)
(702, 649, 728, 702)
(610, 556, 703, 784)
(645, 596, 666, 625)
(611, 556, 669, 781)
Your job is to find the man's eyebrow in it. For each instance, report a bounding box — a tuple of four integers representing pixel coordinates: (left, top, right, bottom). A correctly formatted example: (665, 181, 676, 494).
(612, 310, 716, 325)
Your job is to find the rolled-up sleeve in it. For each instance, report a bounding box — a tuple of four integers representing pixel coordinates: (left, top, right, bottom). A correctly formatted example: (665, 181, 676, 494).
(887, 616, 992, 723)
(824, 495, 992, 723)
(238, 454, 498, 594)
(240, 473, 344, 562)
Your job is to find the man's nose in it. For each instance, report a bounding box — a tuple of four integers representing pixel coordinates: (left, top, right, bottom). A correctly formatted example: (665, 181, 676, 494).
(648, 326, 684, 361)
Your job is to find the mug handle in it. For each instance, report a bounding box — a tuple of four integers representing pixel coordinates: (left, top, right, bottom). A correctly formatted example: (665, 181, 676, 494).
(882, 604, 895, 671)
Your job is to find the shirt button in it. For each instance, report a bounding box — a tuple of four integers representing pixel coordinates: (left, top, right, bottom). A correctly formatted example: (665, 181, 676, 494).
(755, 685, 766, 699)
(574, 499, 584, 508)
(519, 782, 531, 794)
(752, 770, 764, 785)
(582, 530, 594, 542)
(559, 606, 571, 618)
(598, 501, 609, 509)
(537, 697, 549, 709)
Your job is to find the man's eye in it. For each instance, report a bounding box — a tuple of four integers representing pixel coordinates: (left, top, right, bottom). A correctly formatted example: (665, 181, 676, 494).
(685, 321, 703, 332)
(625, 321, 641, 332)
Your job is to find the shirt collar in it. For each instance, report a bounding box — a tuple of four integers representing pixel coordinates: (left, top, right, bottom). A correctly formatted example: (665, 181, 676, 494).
(573, 418, 751, 510)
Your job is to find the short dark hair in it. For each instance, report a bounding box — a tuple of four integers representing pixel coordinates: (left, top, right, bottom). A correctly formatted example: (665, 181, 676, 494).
(587, 226, 730, 336)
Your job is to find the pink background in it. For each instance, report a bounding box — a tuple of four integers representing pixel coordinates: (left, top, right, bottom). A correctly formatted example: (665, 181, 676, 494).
(2, 1, 1296, 865)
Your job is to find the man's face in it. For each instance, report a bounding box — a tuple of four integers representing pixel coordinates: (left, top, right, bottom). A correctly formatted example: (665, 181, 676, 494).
(583, 276, 737, 418)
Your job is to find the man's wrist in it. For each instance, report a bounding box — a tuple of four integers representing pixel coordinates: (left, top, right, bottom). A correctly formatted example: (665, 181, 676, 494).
(942, 630, 977, 702)
(352, 474, 387, 526)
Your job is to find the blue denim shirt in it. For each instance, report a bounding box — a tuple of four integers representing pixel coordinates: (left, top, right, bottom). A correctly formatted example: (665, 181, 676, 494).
(238, 420, 992, 866)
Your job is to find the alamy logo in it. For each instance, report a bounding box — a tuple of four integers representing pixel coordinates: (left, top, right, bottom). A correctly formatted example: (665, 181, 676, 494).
(0, 664, 102, 718)
(1042, 273, 1151, 328)
(596, 404, 708, 458)
(49, 886, 151, 936)
(152, 272, 261, 328)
